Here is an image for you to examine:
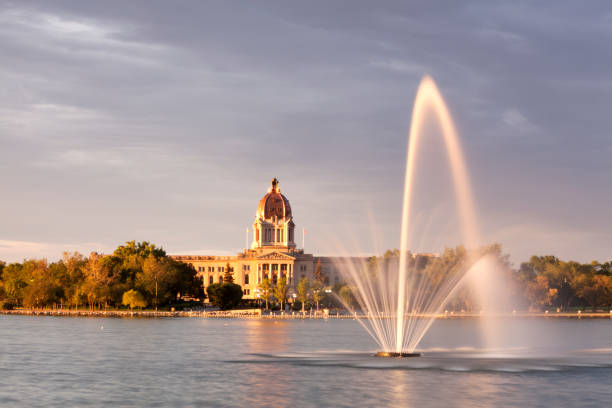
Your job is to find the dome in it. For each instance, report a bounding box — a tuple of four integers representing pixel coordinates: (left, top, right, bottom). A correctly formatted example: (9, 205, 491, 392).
(256, 178, 292, 220)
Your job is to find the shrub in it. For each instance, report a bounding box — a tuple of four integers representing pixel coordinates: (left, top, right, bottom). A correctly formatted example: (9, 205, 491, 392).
(206, 283, 243, 310)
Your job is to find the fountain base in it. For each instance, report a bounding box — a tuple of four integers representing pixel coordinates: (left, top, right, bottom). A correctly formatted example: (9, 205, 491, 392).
(375, 351, 421, 358)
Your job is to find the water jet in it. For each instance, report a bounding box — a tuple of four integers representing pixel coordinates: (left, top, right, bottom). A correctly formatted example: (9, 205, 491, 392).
(337, 74, 485, 355)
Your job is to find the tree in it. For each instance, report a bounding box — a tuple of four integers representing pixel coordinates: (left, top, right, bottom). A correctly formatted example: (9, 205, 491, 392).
(206, 283, 243, 310)
(171, 260, 204, 300)
(122, 289, 147, 310)
(314, 259, 325, 283)
(137, 256, 172, 310)
(525, 275, 556, 310)
(311, 279, 324, 311)
(274, 277, 289, 311)
(339, 285, 357, 309)
(258, 278, 273, 309)
(223, 263, 234, 283)
(2, 262, 29, 305)
(60, 252, 87, 308)
(573, 274, 612, 310)
(113, 241, 166, 284)
(297, 277, 310, 312)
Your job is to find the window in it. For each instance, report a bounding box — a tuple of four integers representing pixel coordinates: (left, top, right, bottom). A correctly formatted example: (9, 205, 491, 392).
(209, 276, 213, 284)
(244, 274, 249, 284)
(218, 276, 223, 283)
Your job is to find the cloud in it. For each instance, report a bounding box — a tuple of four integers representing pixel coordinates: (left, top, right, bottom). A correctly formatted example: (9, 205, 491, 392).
(501, 109, 539, 134)
(0, 1, 611, 264)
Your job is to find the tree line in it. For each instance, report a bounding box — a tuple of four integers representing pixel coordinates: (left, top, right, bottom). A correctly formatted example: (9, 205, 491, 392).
(1, 241, 611, 312)
(0, 241, 203, 310)
(356, 244, 612, 312)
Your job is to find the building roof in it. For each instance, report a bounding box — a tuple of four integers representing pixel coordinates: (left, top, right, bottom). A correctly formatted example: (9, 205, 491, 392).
(256, 177, 292, 220)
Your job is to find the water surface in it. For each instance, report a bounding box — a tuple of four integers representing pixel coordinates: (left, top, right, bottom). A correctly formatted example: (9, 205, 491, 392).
(1, 315, 611, 407)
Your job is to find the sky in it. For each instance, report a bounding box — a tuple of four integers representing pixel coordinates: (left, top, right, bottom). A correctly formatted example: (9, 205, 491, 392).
(1, 0, 611, 266)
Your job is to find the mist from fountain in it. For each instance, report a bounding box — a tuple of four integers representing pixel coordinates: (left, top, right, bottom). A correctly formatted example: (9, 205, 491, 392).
(337, 75, 486, 354)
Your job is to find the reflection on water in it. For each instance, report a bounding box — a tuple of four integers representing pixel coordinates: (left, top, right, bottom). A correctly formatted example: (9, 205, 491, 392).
(243, 320, 291, 407)
(0, 316, 611, 407)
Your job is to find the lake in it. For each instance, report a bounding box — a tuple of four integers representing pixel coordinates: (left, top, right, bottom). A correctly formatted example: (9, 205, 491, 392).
(1, 315, 611, 407)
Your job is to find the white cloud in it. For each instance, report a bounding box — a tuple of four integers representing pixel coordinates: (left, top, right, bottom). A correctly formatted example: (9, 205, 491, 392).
(0, 8, 171, 66)
(501, 108, 539, 134)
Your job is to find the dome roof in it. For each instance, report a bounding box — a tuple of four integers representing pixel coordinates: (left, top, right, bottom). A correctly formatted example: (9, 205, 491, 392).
(257, 178, 292, 220)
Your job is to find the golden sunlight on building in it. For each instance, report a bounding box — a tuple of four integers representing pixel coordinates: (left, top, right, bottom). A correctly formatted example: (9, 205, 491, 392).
(170, 178, 364, 300)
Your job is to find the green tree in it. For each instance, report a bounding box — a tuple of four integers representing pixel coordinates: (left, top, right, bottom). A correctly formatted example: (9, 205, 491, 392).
(274, 277, 289, 311)
(311, 279, 324, 311)
(206, 283, 243, 310)
(258, 277, 273, 309)
(122, 289, 147, 310)
(339, 285, 357, 309)
(223, 263, 234, 283)
(2, 262, 29, 304)
(171, 260, 204, 300)
(297, 277, 310, 312)
(113, 241, 166, 284)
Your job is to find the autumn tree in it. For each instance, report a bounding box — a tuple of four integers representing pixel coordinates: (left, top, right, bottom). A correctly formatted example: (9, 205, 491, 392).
(137, 256, 172, 310)
(313, 259, 325, 283)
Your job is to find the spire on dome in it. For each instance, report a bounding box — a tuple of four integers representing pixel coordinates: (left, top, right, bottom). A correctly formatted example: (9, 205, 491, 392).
(271, 177, 279, 192)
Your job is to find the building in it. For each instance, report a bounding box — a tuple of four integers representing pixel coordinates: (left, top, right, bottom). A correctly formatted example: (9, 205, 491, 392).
(171, 178, 364, 300)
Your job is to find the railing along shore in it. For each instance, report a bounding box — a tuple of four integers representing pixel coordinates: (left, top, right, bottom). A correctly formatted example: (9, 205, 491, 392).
(1, 308, 612, 319)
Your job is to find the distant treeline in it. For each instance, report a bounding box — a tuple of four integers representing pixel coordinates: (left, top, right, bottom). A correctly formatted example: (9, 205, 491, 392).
(0, 241, 203, 310)
(364, 245, 612, 312)
(1, 241, 611, 311)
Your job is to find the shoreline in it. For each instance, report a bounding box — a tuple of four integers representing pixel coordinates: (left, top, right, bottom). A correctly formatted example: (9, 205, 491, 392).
(1, 309, 611, 319)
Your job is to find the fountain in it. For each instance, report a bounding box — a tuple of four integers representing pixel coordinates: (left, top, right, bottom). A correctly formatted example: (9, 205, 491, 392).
(337, 75, 486, 356)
